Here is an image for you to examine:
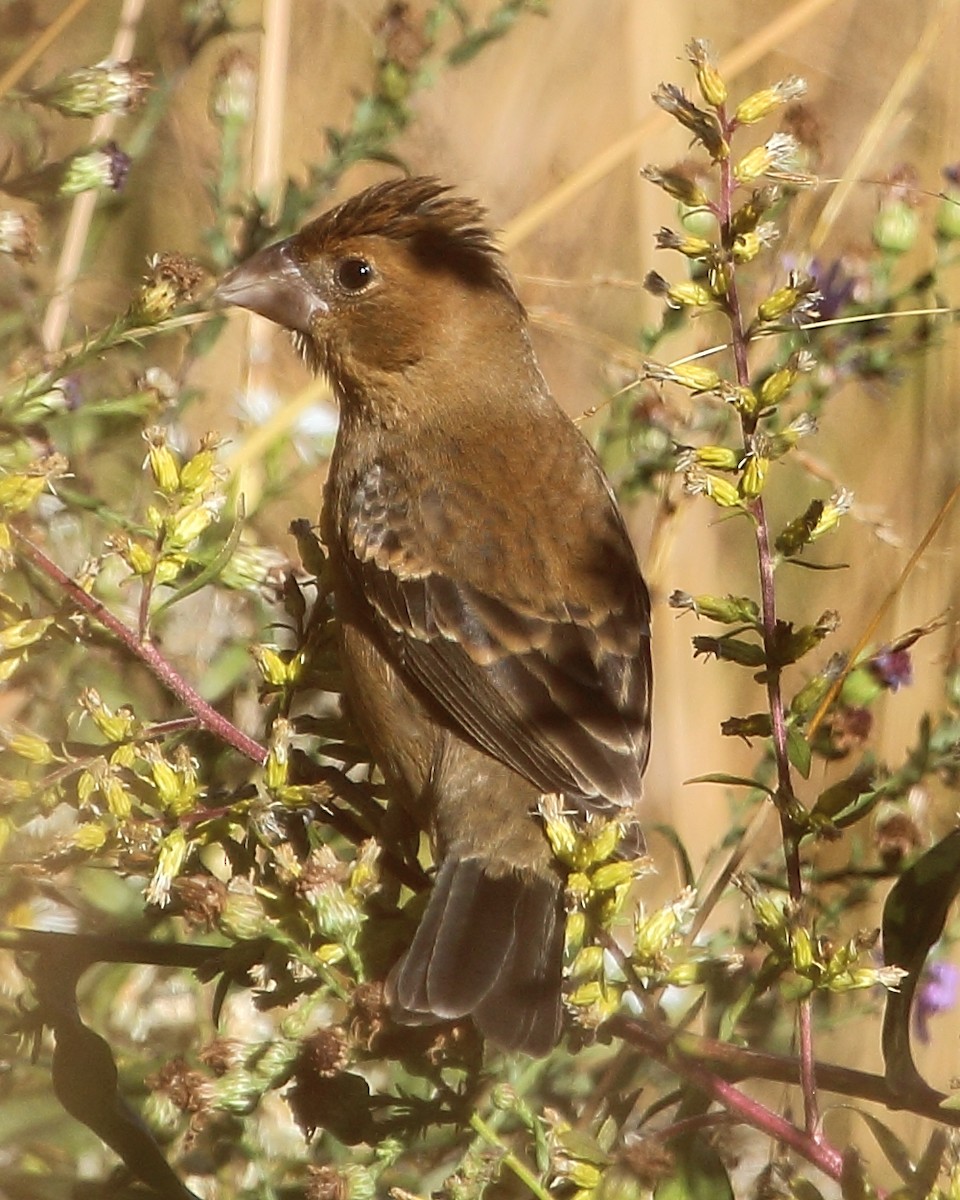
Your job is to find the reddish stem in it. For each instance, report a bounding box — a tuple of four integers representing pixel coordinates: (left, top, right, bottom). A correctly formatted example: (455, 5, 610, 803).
(716, 115, 819, 1133)
(610, 1017, 848, 1185)
(16, 532, 267, 766)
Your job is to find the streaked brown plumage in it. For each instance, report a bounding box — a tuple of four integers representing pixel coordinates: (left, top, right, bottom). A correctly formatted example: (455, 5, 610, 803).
(214, 178, 652, 1055)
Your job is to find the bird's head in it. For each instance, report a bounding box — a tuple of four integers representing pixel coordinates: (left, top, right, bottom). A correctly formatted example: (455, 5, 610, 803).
(213, 177, 523, 398)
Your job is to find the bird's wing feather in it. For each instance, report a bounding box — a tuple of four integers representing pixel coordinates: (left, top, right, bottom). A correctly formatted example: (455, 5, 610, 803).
(341, 461, 651, 808)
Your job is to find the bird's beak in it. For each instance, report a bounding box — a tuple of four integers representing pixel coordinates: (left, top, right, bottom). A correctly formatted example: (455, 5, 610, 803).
(212, 240, 328, 334)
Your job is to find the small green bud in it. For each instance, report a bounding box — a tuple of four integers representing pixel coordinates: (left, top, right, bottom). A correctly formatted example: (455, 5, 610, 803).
(935, 188, 960, 240)
(873, 200, 920, 254)
(591, 859, 646, 892)
(810, 489, 853, 540)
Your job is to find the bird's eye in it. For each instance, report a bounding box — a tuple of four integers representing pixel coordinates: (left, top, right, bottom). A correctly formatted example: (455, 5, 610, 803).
(335, 257, 376, 292)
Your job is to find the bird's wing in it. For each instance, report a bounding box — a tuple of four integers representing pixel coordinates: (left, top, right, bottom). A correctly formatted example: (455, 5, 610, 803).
(339, 462, 651, 809)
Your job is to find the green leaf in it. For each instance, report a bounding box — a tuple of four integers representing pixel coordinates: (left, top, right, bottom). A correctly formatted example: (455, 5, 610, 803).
(881, 828, 960, 1099)
(854, 1110, 916, 1184)
(150, 498, 246, 625)
(783, 557, 850, 570)
(811, 766, 875, 820)
(787, 725, 812, 778)
(684, 772, 774, 794)
(649, 822, 696, 889)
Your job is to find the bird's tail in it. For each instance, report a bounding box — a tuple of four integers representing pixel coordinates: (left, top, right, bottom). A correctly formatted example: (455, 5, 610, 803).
(387, 856, 566, 1056)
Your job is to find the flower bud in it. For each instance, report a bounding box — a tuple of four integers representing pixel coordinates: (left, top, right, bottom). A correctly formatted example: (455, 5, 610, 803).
(653, 226, 714, 259)
(33, 59, 151, 118)
(686, 38, 727, 107)
(591, 859, 645, 892)
(734, 133, 799, 186)
(640, 165, 709, 208)
(791, 926, 815, 973)
(0, 616, 53, 652)
(653, 84, 727, 159)
(647, 360, 721, 392)
(102, 772, 132, 819)
(669, 591, 760, 624)
(935, 188, 960, 241)
(143, 427, 181, 493)
(220, 880, 267, 938)
(75, 821, 108, 850)
(131, 254, 204, 323)
(60, 142, 131, 196)
(79, 688, 138, 742)
(3, 728, 54, 763)
(734, 77, 807, 125)
(873, 200, 920, 254)
(810, 489, 853, 540)
(570, 945, 605, 982)
(0, 210, 38, 260)
(145, 828, 187, 907)
(647, 274, 715, 309)
(683, 470, 742, 508)
(179, 432, 225, 495)
(739, 452, 768, 499)
(211, 49, 258, 123)
(676, 445, 739, 472)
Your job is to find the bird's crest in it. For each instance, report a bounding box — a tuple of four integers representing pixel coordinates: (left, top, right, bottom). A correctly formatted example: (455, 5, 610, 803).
(299, 176, 514, 295)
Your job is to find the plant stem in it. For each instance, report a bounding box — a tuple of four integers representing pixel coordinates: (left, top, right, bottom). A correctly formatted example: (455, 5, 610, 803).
(469, 1112, 552, 1200)
(610, 1018, 848, 1186)
(716, 112, 819, 1135)
(15, 532, 267, 766)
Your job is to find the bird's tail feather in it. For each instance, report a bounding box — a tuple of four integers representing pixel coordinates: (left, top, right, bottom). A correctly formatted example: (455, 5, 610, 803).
(387, 856, 565, 1056)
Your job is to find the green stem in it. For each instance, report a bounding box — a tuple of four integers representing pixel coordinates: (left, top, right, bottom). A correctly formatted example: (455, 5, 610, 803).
(469, 1112, 552, 1200)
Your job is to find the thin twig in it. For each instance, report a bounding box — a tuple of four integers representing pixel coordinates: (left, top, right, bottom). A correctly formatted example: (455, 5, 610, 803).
(15, 531, 267, 765)
(715, 101, 819, 1138)
(610, 1018, 846, 1186)
(470, 1112, 553, 1200)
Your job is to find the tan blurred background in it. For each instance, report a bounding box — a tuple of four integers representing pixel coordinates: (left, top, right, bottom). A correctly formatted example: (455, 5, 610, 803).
(19, 0, 960, 1163)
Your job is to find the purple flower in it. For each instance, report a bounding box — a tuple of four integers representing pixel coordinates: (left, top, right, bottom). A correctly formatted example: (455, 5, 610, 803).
(913, 960, 960, 1044)
(870, 648, 913, 692)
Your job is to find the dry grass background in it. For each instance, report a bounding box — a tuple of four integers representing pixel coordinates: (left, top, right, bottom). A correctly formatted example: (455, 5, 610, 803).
(12, 0, 960, 1179)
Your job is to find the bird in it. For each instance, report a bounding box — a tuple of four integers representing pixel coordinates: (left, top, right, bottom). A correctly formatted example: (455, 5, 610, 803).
(214, 177, 652, 1055)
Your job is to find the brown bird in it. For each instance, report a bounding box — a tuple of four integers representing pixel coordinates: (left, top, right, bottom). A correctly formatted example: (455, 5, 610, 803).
(214, 178, 652, 1055)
